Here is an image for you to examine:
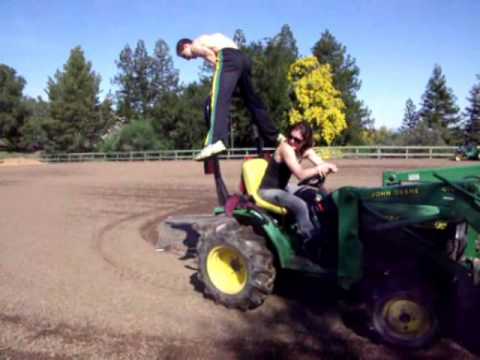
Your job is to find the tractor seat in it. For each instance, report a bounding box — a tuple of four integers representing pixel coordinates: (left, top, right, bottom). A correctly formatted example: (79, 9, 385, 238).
(242, 158, 287, 215)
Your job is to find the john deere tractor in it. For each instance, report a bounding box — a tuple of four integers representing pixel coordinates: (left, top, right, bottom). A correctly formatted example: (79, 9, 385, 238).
(195, 153, 480, 349)
(455, 143, 479, 161)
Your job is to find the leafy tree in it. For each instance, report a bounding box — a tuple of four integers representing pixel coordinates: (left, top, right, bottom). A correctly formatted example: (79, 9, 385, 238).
(0, 64, 29, 150)
(398, 121, 446, 146)
(312, 30, 373, 145)
(20, 97, 50, 150)
(166, 80, 210, 149)
(46, 46, 114, 152)
(99, 119, 162, 152)
(288, 57, 346, 145)
(418, 64, 460, 144)
(464, 75, 480, 144)
(401, 98, 419, 131)
(361, 126, 398, 145)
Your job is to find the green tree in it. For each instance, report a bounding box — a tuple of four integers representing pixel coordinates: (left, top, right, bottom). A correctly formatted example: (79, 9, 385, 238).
(227, 25, 299, 147)
(114, 39, 179, 120)
(20, 97, 50, 150)
(401, 98, 419, 131)
(288, 57, 346, 145)
(99, 119, 162, 152)
(46, 46, 114, 152)
(113, 44, 136, 120)
(151, 39, 179, 96)
(164, 80, 210, 149)
(362, 126, 398, 146)
(398, 121, 446, 146)
(464, 75, 480, 144)
(233, 29, 247, 49)
(419, 64, 460, 144)
(0, 64, 29, 150)
(257, 24, 298, 132)
(312, 30, 373, 145)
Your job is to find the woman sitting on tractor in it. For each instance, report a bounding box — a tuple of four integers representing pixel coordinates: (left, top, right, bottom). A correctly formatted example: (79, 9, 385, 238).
(259, 122, 337, 243)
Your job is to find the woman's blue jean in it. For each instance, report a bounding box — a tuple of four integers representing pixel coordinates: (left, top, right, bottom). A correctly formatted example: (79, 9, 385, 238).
(259, 184, 314, 239)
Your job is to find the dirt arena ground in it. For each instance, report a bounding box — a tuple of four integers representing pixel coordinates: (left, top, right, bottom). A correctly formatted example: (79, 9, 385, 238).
(0, 159, 479, 359)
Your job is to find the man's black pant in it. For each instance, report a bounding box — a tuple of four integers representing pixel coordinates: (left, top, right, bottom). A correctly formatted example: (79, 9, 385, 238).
(206, 48, 279, 146)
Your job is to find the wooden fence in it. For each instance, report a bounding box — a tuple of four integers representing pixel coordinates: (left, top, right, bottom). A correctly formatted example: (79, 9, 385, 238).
(39, 146, 460, 163)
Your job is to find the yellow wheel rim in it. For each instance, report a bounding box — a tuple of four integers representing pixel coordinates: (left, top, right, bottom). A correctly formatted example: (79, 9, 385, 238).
(382, 298, 432, 338)
(206, 246, 248, 295)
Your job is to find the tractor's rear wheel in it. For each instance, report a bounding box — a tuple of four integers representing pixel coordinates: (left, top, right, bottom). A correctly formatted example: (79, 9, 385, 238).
(372, 290, 439, 349)
(197, 218, 276, 310)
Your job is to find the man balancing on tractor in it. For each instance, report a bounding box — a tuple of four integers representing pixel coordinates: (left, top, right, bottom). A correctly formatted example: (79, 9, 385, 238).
(176, 33, 284, 161)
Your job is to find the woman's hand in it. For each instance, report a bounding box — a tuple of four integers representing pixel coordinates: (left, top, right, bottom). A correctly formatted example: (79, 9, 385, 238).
(315, 163, 337, 177)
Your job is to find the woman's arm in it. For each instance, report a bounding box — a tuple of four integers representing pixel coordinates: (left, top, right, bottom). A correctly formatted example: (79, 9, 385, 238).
(280, 144, 327, 180)
(303, 148, 324, 165)
(301, 147, 339, 175)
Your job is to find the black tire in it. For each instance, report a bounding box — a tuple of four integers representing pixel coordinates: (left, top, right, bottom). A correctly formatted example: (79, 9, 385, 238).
(196, 217, 276, 310)
(372, 289, 439, 349)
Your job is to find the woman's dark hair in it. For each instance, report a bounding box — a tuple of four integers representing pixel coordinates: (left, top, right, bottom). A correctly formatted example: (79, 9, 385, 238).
(291, 122, 314, 155)
(176, 38, 192, 56)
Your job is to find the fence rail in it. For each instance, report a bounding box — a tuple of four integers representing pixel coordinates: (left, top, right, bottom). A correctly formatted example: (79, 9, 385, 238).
(39, 146, 461, 163)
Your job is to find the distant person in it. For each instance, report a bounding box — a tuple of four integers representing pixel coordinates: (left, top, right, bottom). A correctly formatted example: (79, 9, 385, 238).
(259, 122, 337, 244)
(176, 33, 283, 161)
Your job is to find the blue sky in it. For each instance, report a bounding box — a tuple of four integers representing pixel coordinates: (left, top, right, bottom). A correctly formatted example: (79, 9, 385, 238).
(1, 0, 478, 129)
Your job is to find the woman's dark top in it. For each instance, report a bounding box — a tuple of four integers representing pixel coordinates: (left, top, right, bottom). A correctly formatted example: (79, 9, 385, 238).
(260, 158, 292, 190)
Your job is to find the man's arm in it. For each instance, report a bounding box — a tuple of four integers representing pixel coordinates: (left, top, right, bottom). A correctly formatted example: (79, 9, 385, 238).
(190, 42, 217, 66)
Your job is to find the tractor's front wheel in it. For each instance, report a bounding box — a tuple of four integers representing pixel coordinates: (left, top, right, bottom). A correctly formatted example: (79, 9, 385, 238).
(372, 289, 439, 349)
(197, 219, 275, 310)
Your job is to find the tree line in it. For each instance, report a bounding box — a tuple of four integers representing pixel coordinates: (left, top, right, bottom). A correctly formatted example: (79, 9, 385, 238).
(1, 25, 479, 153)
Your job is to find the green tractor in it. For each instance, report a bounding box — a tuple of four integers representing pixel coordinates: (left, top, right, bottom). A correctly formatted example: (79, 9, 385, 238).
(195, 154, 480, 349)
(455, 143, 479, 161)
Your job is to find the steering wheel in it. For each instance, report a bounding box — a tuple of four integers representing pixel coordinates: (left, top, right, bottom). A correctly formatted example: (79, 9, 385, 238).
(298, 173, 326, 187)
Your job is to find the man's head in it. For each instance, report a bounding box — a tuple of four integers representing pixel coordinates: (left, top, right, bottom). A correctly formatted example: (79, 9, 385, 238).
(176, 38, 193, 59)
(288, 122, 313, 154)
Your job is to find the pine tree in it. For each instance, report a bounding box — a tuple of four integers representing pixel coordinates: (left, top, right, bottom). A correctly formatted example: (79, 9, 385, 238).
(419, 64, 460, 144)
(46, 46, 113, 152)
(114, 39, 179, 120)
(464, 75, 480, 144)
(150, 39, 179, 97)
(401, 98, 419, 131)
(114, 45, 136, 120)
(312, 30, 373, 145)
(132, 40, 151, 116)
(233, 29, 246, 49)
(0, 64, 29, 150)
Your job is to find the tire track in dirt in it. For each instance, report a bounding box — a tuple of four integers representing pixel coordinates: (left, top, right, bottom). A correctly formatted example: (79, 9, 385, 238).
(94, 194, 212, 295)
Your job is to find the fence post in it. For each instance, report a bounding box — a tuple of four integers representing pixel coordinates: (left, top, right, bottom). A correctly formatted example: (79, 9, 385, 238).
(377, 146, 381, 159)
(429, 147, 433, 159)
(406, 147, 409, 160)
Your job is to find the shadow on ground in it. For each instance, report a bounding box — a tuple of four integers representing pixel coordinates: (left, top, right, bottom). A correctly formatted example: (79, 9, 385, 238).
(157, 217, 479, 359)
